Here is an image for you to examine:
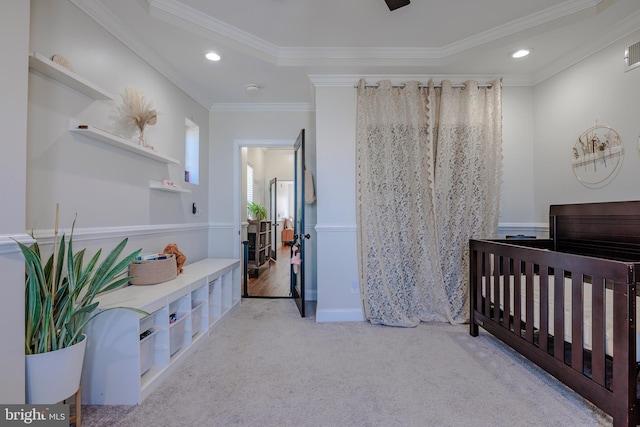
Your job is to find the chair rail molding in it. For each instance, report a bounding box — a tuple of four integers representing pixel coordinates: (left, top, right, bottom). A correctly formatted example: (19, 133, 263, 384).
(27, 223, 209, 246)
(0, 234, 37, 255)
(315, 224, 357, 233)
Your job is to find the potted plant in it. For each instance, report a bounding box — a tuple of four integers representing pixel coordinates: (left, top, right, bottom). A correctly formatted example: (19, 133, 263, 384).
(247, 201, 267, 221)
(16, 211, 143, 404)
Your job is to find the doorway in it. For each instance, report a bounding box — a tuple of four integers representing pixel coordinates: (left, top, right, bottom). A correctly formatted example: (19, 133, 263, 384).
(234, 141, 294, 298)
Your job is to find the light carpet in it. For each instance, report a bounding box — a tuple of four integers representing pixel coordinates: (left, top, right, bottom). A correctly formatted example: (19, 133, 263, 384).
(81, 298, 611, 426)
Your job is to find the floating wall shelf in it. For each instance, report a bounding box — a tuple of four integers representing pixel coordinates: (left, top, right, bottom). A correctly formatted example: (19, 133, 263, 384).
(69, 120, 179, 164)
(149, 180, 191, 193)
(29, 52, 114, 100)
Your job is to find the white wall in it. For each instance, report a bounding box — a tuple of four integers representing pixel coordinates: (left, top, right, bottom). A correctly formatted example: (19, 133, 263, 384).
(533, 29, 640, 222)
(312, 27, 640, 320)
(0, 0, 212, 402)
(313, 83, 538, 321)
(500, 86, 536, 231)
(27, 0, 210, 261)
(315, 87, 363, 321)
(0, 0, 30, 404)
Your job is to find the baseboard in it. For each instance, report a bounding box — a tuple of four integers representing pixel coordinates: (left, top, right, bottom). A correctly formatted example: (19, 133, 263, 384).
(316, 308, 364, 323)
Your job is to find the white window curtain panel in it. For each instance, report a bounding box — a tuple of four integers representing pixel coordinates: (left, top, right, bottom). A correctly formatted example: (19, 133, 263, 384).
(356, 78, 502, 327)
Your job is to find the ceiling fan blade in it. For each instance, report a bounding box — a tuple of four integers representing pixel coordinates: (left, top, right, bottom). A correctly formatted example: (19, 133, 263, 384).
(385, 0, 410, 11)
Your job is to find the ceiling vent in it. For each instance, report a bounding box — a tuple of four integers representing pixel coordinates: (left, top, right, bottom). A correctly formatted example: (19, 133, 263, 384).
(624, 41, 640, 72)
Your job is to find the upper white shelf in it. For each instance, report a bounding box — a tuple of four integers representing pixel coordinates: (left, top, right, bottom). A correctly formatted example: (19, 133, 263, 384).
(29, 52, 114, 100)
(69, 120, 179, 164)
(149, 180, 191, 193)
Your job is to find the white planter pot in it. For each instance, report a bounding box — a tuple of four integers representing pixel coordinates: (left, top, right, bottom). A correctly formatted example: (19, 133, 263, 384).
(25, 334, 87, 404)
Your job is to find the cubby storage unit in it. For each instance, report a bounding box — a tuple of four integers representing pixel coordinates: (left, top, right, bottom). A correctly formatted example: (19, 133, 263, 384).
(81, 258, 240, 405)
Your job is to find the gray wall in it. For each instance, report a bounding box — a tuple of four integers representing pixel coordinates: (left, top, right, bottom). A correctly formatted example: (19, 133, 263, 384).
(533, 29, 640, 222)
(311, 28, 640, 320)
(1, 0, 30, 404)
(0, 0, 212, 402)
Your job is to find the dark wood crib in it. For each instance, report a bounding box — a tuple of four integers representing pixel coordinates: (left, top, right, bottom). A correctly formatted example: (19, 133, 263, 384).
(470, 200, 640, 426)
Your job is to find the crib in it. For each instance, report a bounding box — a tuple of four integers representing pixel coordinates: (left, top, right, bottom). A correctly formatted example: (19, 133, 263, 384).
(470, 200, 640, 426)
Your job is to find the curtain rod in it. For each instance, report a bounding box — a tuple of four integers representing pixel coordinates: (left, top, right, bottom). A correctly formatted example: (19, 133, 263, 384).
(354, 83, 494, 89)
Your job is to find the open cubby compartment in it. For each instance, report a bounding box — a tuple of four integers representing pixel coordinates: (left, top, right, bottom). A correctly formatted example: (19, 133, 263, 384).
(139, 309, 165, 377)
(208, 276, 222, 325)
(221, 270, 233, 312)
(232, 267, 241, 305)
(191, 283, 208, 338)
(139, 307, 170, 387)
(168, 296, 191, 358)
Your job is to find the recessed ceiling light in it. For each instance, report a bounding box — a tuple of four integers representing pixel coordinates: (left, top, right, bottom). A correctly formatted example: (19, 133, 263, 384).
(205, 51, 221, 61)
(510, 49, 531, 59)
(246, 84, 260, 94)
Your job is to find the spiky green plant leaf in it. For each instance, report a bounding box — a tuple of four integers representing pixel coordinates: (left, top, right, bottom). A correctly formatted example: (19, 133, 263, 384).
(15, 216, 146, 354)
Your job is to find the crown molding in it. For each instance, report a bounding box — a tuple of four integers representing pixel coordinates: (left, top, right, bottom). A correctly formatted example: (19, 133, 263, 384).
(144, 0, 601, 66)
(309, 74, 535, 88)
(210, 103, 315, 113)
(70, 0, 212, 109)
(146, 0, 280, 61)
(533, 6, 640, 85)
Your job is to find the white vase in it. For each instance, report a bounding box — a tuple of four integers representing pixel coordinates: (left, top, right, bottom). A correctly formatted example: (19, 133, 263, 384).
(25, 334, 87, 404)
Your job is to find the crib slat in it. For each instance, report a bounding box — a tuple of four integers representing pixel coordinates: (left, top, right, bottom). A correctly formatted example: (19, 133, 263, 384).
(493, 255, 501, 323)
(502, 256, 510, 330)
(484, 253, 491, 317)
(554, 272, 565, 362)
(525, 262, 534, 342)
(591, 276, 606, 386)
(572, 274, 584, 372)
(539, 266, 549, 352)
(612, 280, 636, 427)
(474, 250, 482, 320)
(513, 258, 522, 335)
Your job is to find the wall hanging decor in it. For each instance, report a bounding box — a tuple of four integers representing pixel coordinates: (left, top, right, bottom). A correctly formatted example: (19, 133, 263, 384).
(572, 123, 623, 186)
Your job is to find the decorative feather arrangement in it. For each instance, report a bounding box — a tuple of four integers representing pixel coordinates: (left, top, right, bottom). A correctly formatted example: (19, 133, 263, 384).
(117, 87, 157, 147)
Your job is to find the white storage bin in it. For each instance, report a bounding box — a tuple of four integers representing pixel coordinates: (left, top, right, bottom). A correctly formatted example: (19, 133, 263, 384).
(191, 302, 204, 337)
(169, 314, 186, 356)
(140, 334, 154, 376)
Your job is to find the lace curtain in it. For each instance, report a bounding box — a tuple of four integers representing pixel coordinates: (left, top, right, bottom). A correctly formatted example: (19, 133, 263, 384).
(356, 78, 502, 327)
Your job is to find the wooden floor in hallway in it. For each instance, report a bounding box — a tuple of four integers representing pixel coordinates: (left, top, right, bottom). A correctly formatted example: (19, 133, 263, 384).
(246, 245, 291, 297)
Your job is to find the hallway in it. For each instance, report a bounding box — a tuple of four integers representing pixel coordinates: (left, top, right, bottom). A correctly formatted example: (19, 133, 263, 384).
(245, 245, 291, 297)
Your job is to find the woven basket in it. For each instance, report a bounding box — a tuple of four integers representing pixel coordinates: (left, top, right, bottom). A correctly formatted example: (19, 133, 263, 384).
(129, 255, 177, 285)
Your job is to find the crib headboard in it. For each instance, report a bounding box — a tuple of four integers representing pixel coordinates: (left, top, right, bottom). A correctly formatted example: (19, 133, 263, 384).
(550, 200, 640, 261)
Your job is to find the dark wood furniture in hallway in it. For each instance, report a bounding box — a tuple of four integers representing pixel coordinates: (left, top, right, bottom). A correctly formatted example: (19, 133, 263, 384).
(246, 245, 291, 297)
